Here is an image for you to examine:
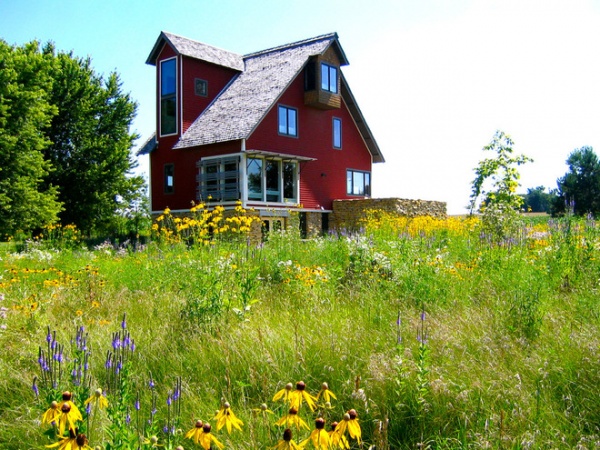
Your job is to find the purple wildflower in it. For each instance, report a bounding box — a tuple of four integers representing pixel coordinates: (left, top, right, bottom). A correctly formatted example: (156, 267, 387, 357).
(121, 313, 127, 330)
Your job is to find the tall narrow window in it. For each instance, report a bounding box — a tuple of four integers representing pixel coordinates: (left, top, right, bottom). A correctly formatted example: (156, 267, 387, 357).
(278, 105, 297, 137)
(283, 162, 298, 202)
(265, 160, 280, 202)
(247, 158, 263, 200)
(333, 118, 342, 149)
(164, 164, 174, 194)
(321, 63, 338, 93)
(160, 58, 177, 136)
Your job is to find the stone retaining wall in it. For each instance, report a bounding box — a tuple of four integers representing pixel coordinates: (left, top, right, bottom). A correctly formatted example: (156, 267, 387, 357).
(331, 198, 447, 232)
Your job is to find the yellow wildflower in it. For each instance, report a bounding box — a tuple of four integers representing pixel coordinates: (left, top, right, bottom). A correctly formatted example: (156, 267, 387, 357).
(46, 431, 91, 449)
(289, 381, 317, 412)
(41, 401, 60, 426)
(275, 407, 309, 431)
(185, 421, 224, 450)
(84, 388, 108, 410)
(329, 422, 349, 449)
(316, 382, 337, 403)
(214, 401, 243, 433)
(272, 428, 306, 450)
(334, 409, 361, 444)
(302, 418, 330, 449)
(273, 382, 294, 404)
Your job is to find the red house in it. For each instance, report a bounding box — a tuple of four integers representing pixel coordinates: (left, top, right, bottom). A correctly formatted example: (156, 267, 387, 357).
(140, 31, 384, 234)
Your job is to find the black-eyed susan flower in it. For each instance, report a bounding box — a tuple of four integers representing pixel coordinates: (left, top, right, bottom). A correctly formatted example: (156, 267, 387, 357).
(41, 401, 61, 427)
(185, 422, 223, 450)
(274, 407, 309, 431)
(214, 401, 243, 433)
(334, 409, 361, 444)
(56, 392, 83, 433)
(142, 435, 163, 447)
(273, 382, 294, 404)
(302, 418, 330, 449)
(252, 403, 275, 417)
(272, 428, 306, 450)
(84, 388, 108, 410)
(289, 381, 317, 412)
(315, 382, 337, 404)
(45, 431, 91, 449)
(328, 422, 349, 449)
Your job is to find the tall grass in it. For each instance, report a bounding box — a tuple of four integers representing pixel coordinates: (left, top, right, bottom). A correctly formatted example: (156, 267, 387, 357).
(1, 213, 599, 448)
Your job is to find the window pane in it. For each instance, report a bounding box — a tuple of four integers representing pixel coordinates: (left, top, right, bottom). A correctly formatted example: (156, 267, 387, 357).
(161, 59, 176, 96)
(287, 109, 297, 136)
(161, 97, 176, 135)
(353, 172, 364, 195)
(333, 118, 341, 148)
(266, 160, 280, 202)
(278, 106, 287, 134)
(283, 162, 297, 201)
(247, 158, 263, 200)
(321, 63, 329, 91)
(347, 171, 353, 195)
(365, 173, 371, 196)
(330, 66, 338, 93)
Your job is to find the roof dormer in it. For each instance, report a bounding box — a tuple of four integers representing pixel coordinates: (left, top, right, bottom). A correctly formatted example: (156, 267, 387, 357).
(303, 45, 345, 110)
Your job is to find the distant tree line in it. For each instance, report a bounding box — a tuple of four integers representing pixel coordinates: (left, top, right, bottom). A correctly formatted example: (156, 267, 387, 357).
(521, 147, 600, 217)
(0, 40, 146, 239)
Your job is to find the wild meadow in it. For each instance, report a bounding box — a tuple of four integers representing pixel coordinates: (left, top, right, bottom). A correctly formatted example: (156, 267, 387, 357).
(1, 209, 599, 449)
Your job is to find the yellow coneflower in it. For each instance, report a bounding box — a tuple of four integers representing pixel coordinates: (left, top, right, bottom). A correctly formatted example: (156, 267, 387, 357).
(315, 382, 337, 403)
(328, 421, 349, 449)
(55, 392, 83, 436)
(275, 407, 309, 431)
(334, 409, 361, 444)
(185, 419, 204, 444)
(302, 418, 330, 449)
(41, 401, 61, 427)
(289, 381, 317, 412)
(189, 422, 223, 450)
(272, 428, 306, 450)
(252, 403, 275, 417)
(84, 388, 108, 410)
(213, 401, 243, 433)
(273, 382, 294, 404)
(45, 431, 91, 449)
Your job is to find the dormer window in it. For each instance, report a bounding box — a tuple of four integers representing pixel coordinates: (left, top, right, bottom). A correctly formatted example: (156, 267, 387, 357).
(160, 58, 177, 136)
(321, 63, 338, 94)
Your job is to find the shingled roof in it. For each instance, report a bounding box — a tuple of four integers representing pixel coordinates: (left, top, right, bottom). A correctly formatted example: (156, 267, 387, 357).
(146, 31, 244, 71)
(146, 32, 383, 163)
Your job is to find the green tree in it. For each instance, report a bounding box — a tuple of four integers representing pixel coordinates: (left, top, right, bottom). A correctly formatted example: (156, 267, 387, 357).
(0, 40, 62, 237)
(469, 130, 533, 241)
(41, 44, 144, 235)
(521, 186, 557, 213)
(553, 146, 600, 216)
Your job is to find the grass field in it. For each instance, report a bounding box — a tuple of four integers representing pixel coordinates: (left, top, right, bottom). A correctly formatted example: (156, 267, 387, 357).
(1, 213, 599, 449)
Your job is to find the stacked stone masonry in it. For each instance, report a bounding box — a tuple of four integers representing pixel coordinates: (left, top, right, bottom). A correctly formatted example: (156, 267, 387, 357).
(330, 198, 447, 232)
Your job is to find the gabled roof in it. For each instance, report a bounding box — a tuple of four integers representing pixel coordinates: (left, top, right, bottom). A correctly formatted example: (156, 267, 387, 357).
(147, 32, 383, 163)
(146, 31, 244, 71)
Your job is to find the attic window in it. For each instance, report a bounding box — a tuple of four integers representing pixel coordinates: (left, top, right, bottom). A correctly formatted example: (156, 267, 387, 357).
(278, 105, 297, 137)
(321, 63, 338, 94)
(194, 78, 208, 97)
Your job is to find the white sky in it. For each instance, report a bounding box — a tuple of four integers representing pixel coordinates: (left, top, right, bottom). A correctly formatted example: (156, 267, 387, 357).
(2, 0, 600, 214)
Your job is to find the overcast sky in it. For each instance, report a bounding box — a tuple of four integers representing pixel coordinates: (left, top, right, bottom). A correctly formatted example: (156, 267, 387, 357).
(3, 0, 600, 214)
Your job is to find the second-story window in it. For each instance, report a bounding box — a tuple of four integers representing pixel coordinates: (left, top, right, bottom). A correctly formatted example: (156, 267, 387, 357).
(333, 117, 342, 149)
(321, 63, 338, 94)
(160, 58, 177, 136)
(278, 105, 297, 137)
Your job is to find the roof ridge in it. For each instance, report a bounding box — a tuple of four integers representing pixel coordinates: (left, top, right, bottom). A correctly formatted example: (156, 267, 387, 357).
(161, 31, 243, 58)
(243, 32, 338, 59)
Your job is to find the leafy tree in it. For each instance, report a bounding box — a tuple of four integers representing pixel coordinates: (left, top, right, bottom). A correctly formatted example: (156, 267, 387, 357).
(41, 44, 144, 235)
(0, 40, 62, 237)
(521, 186, 557, 213)
(553, 146, 600, 216)
(469, 130, 532, 241)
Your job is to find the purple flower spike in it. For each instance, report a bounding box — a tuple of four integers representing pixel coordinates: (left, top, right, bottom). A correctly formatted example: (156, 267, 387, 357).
(121, 313, 127, 330)
(32, 377, 39, 397)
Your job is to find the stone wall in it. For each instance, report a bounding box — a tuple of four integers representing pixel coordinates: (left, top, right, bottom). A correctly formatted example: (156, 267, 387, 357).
(330, 198, 447, 232)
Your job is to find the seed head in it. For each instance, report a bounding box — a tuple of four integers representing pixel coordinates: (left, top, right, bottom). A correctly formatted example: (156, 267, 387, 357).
(94, 388, 103, 397)
(315, 417, 326, 429)
(348, 409, 358, 420)
(260, 403, 268, 411)
(223, 401, 230, 409)
(61, 403, 71, 413)
(296, 381, 306, 391)
(150, 436, 158, 444)
(62, 391, 72, 401)
(202, 423, 212, 433)
(321, 382, 329, 390)
(285, 382, 293, 391)
(76, 434, 88, 447)
(283, 428, 293, 442)
(195, 419, 203, 428)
